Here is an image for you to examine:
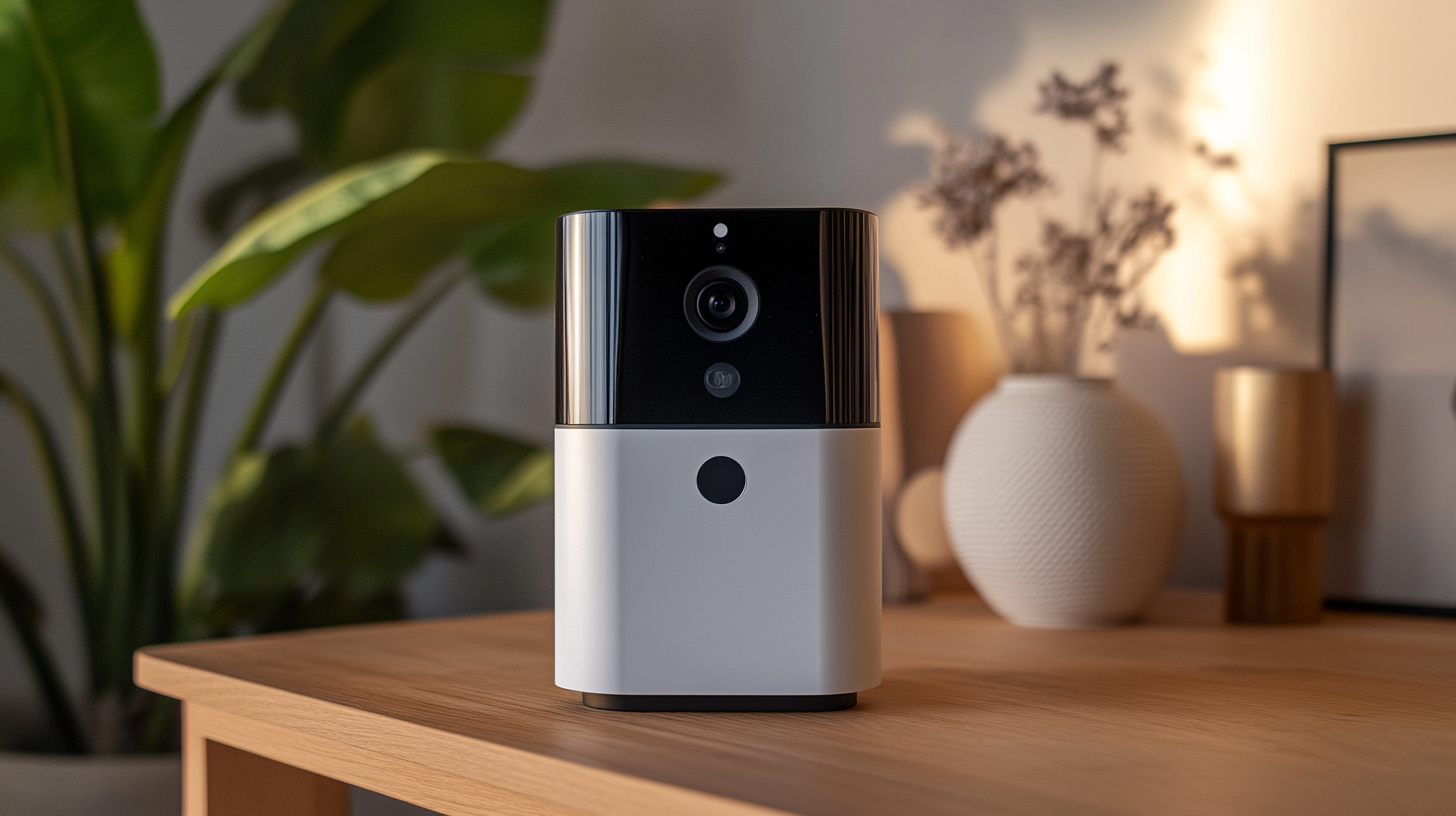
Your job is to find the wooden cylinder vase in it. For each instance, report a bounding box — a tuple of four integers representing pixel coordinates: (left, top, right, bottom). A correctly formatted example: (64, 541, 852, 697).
(1213, 367, 1334, 624)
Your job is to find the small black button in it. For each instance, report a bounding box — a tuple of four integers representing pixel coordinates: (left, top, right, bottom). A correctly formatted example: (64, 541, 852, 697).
(696, 456, 746, 504)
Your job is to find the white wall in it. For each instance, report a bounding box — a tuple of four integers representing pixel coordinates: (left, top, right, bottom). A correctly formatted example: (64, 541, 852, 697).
(504, 0, 1456, 593)
(7, 0, 1456, 744)
(866, 0, 1456, 586)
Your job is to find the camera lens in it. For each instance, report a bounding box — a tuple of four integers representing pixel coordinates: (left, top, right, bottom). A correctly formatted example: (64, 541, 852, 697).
(706, 289, 735, 318)
(696, 280, 746, 331)
(683, 265, 759, 342)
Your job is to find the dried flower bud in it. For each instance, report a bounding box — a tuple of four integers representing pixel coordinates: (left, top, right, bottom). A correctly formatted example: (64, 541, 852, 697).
(1035, 61, 1130, 152)
(912, 60, 1180, 374)
(918, 127, 1050, 246)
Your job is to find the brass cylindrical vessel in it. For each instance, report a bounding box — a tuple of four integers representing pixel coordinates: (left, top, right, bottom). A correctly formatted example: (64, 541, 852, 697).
(1213, 367, 1334, 624)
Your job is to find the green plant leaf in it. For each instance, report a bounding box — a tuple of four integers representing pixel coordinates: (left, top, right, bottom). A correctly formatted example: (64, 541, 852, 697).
(23, 0, 160, 221)
(433, 425, 552, 517)
(320, 226, 462, 302)
(329, 50, 532, 168)
(195, 418, 434, 634)
(109, 73, 221, 340)
(544, 161, 725, 210)
(200, 154, 311, 238)
(107, 1, 286, 341)
(464, 217, 554, 307)
(471, 161, 723, 306)
(313, 418, 434, 596)
(0, 1, 62, 227)
(169, 149, 459, 316)
(236, 0, 550, 168)
(235, 0, 391, 114)
(203, 448, 323, 599)
(107, 99, 198, 342)
(318, 159, 545, 301)
(327, 0, 551, 165)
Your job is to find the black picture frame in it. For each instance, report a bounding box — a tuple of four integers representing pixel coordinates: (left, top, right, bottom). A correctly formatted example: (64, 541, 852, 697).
(1323, 130, 1456, 618)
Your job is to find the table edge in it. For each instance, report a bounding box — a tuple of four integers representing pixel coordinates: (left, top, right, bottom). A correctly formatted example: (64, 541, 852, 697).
(135, 651, 791, 816)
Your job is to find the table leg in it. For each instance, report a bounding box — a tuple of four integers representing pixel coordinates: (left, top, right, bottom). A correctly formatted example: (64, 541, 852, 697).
(183, 704, 349, 816)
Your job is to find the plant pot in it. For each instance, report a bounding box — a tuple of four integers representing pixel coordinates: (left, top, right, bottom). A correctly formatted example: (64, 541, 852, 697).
(942, 375, 1183, 628)
(0, 750, 180, 816)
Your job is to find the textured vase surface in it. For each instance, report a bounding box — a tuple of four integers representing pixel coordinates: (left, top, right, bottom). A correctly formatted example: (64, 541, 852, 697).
(942, 375, 1184, 628)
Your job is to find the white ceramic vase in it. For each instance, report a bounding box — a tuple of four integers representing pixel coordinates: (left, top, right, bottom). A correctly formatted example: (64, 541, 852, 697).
(942, 375, 1184, 628)
(0, 750, 181, 816)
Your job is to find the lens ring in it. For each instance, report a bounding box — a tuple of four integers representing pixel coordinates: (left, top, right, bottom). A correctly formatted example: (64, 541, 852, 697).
(683, 266, 759, 342)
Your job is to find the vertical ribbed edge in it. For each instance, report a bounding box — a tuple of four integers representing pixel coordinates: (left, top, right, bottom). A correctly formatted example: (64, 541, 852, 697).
(819, 210, 879, 425)
(1224, 521, 1325, 624)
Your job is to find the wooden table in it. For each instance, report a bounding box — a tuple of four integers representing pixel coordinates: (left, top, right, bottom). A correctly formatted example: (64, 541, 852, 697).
(135, 591, 1456, 816)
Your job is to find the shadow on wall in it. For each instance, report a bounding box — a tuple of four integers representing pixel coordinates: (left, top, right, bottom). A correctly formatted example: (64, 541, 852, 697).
(1349, 206, 1456, 298)
(878, 48, 1341, 587)
(878, 119, 1325, 591)
(1225, 196, 1327, 361)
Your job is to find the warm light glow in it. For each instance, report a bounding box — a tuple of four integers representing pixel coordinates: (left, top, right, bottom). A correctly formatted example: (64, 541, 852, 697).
(1195, 0, 1263, 159)
(885, 0, 1456, 367)
(1143, 0, 1272, 354)
(1152, 216, 1236, 352)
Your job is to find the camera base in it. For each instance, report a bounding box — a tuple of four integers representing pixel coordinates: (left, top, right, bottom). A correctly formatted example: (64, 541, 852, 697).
(581, 692, 857, 712)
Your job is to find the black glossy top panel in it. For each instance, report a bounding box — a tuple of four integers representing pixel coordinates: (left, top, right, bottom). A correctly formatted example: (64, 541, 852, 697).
(556, 208, 877, 426)
(616, 209, 825, 424)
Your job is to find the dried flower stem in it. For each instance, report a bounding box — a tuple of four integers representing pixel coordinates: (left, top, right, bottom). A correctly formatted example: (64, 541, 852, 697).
(918, 61, 1176, 374)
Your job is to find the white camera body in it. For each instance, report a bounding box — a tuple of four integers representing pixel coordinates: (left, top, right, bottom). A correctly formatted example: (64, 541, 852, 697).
(554, 209, 881, 711)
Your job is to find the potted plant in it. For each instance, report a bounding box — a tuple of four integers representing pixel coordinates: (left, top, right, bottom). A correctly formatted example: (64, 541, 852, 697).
(917, 62, 1183, 628)
(0, 0, 717, 807)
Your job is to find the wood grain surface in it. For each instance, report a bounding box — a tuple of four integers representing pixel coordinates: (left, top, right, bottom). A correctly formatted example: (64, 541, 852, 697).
(137, 592, 1456, 816)
(200, 739, 348, 816)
